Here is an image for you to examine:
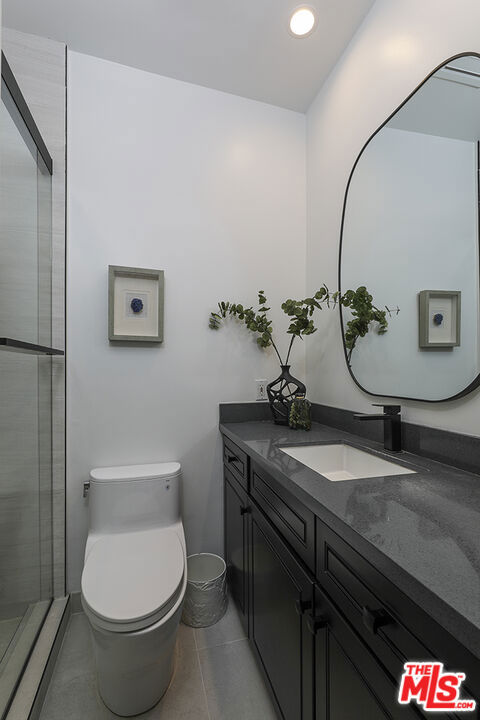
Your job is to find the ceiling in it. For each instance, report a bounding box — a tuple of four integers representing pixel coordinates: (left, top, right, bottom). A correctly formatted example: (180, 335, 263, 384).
(2, 0, 374, 112)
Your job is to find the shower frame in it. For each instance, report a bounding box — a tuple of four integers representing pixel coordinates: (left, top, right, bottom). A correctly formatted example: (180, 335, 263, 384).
(0, 49, 66, 720)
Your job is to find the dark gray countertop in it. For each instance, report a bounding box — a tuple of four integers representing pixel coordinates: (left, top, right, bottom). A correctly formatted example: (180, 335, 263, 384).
(220, 420, 480, 659)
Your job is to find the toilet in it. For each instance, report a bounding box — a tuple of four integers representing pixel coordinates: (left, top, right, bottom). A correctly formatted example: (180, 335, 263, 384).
(81, 462, 186, 717)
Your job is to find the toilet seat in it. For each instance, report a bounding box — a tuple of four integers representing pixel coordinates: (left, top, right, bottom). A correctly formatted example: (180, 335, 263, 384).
(81, 527, 184, 633)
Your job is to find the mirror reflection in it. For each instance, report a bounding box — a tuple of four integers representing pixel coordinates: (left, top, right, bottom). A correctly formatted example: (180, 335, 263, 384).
(340, 55, 480, 401)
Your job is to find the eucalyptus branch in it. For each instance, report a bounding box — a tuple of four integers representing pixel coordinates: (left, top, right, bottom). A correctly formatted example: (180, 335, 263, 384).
(285, 335, 295, 365)
(209, 291, 284, 363)
(340, 287, 399, 365)
(266, 338, 283, 365)
(209, 285, 398, 365)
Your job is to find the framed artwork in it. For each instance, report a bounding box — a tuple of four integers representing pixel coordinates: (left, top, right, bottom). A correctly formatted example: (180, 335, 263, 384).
(108, 265, 164, 343)
(418, 290, 461, 349)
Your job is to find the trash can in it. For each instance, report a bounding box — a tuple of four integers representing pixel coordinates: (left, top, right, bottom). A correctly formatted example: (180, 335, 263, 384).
(182, 553, 227, 627)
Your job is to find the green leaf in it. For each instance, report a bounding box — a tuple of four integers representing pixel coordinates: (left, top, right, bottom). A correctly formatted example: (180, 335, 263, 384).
(207, 284, 398, 365)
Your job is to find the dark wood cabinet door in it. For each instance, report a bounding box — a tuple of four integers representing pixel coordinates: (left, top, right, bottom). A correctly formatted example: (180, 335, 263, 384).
(250, 504, 314, 720)
(224, 469, 249, 634)
(314, 586, 427, 720)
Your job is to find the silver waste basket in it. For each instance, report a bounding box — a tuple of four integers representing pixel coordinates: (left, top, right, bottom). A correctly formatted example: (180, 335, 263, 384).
(182, 553, 227, 627)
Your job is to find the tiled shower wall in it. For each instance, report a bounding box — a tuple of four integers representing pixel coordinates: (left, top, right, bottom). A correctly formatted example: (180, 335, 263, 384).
(2, 28, 66, 598)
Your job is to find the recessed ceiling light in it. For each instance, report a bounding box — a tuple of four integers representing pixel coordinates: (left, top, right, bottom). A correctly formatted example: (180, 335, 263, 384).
(289, 6, 316, 38)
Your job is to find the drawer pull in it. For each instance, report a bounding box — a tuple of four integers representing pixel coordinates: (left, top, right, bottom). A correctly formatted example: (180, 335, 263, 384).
(240, 506, 251, 516)
(307, 614, 328, 635)
(294, 599, 312, 616)
(362, 605, 392, 635)
(227, 454, 237, 464)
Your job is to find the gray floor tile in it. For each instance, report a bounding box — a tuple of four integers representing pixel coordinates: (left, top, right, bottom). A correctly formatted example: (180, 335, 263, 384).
(199, 638, 278, 720)
(60, 614, 92, 656)
(40, 671, 110, 720)
(41, 653, 209, 720)
(194, 598, 246, 650)
(176, 621, 196, 655)
(40, 606, 277, 720)
(39, 615, 208, 720)
(51, 613, 94, 684)
(141, 651, 209, 720)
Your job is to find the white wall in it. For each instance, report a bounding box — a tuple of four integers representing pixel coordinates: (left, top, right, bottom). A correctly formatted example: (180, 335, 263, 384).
(67, 51, 306, 591)
(306, 0, 480, 434)
(342, 127, 478, 400)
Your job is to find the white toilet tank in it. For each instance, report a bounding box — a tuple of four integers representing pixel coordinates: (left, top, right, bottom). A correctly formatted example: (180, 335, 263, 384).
(88, 462, 181, 535)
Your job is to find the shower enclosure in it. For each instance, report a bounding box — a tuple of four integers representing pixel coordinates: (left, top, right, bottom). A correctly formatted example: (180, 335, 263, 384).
(0, 53, 62, 718)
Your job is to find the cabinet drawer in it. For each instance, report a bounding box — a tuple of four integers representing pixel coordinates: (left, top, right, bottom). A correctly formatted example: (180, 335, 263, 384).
(316, 519, 480, 704)
(223, 436, 249, 491)
(251, 462, 315, 571)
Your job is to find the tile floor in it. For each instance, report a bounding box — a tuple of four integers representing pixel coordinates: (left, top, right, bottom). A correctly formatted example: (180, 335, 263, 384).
(39, 600, 278, 719)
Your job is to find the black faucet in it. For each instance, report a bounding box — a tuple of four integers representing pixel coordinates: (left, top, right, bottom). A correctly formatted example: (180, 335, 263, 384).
(353, 404, 402, 452)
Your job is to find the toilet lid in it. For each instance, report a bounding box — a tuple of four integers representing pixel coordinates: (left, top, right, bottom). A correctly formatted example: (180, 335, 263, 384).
(81, 528, 184, 632)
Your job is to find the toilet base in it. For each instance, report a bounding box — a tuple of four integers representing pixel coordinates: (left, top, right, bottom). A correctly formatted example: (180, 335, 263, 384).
(90, 601, 183, 717)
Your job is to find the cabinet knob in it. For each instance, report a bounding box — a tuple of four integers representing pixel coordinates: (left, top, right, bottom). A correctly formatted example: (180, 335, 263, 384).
(362, 605, 392, 635)
(307, 614, 328, 635)
(240, 506, 251, 516)
(294, 599, 312, 616)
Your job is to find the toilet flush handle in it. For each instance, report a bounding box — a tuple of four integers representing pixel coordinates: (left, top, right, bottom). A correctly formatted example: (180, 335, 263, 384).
(83, 480, 90, 498)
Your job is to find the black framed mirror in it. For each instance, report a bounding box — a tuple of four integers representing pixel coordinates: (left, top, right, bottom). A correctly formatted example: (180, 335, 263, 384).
(339, 53, 480, 403)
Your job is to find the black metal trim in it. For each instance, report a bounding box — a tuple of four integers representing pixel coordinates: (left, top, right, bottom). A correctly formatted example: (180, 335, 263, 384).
(0, 338, 64, 356)
(338, 51, 480, 403)
(1, 52, 53, 175)
(63, 43, 68, 598)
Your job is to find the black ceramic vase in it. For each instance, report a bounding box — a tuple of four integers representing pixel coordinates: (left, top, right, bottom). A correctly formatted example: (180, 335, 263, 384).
(267, 365, 306, 425)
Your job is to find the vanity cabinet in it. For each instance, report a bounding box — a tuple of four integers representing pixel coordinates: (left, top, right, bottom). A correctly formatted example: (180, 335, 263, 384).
(250, 502, 314, 720)
(222, 436, 479, 720)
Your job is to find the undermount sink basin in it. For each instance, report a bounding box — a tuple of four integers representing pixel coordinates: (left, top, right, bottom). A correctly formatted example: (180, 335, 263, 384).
(279, 443, 416, 482)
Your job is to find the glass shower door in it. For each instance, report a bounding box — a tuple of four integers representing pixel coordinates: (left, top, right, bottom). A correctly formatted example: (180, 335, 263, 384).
(0, 58, 54, 718)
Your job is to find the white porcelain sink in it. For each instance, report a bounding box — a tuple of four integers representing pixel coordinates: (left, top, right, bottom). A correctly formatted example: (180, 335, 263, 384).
(279, 443, 416, 482)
